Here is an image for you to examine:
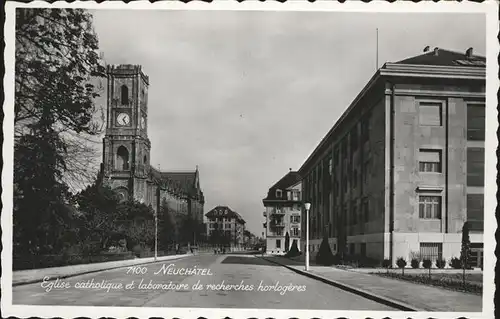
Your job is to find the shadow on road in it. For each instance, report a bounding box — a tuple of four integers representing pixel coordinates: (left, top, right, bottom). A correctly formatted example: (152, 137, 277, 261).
(220, 255, 303, 267)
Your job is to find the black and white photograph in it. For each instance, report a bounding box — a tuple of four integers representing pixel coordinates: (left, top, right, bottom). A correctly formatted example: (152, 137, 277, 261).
(2, 1, 498, 318)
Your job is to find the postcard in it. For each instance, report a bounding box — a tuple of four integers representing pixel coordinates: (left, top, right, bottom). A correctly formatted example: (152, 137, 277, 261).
(2, 1, 498, 318)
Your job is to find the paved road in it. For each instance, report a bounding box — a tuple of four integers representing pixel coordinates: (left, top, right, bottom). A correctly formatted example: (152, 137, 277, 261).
(13, 254, 394, 310)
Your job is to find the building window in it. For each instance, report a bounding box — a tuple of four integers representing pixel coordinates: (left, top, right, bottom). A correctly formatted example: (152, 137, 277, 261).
(120, 85, 129, 105)
(292, 190, 300, 201)
(363, 159, 370, 184)
(419, 243, 443, 261)
(467, 148, 485, 186)
(362, 198, 369, 222)
(291, 215, 300, 223)
(419, 196, 441, 219)
(351, 202, 357, 225)
(361, 113, 371, 143)
(291, 227, 300, 237)
(328, 158, 333, 176)
(350, 243, 355, 254)
(419, 101, 442, 126)
(116, 146, 129, 170)
(467, 194, 484, 222)
(276, 239, 281, 248)
(419, 149, 442, 172)
(361, 243, 367, 257)
(352, 169, 358, 188)
(276, 189, 282, 198)
(351, 127, 359, 151)
(467, 104, 485, 141)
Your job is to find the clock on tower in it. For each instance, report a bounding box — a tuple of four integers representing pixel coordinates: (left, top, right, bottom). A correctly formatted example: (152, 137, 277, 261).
(102, 64, 152, 202)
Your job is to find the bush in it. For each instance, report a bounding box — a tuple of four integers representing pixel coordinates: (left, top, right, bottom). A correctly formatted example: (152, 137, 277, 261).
(411, 258, 420, 269)
(436, 258, 446, 269)
(316, 236, 335, 266)
(396, 257, 407, 275)
(375, 272, 482, 294)
(285, 240, 301, 258)
(382, 259, 391, 269)
(423, 259, 432, 269)
(450, 257, 462, 269)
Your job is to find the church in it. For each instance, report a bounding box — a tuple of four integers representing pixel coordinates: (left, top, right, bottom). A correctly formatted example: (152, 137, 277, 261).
(100, 64, 205, 222)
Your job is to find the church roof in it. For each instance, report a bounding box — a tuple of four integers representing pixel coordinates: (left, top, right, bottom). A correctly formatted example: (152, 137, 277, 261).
(149, 167, 203, 199)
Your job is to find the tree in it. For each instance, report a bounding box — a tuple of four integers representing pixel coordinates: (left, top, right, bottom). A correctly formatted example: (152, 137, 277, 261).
(14, 8, 105, 256)
(460, 221, 471, 287)
(74, 180, 123, 252)
(316, 234, 335, 266)
(285, 239, 300, 258)
(284, 232, 290, 253)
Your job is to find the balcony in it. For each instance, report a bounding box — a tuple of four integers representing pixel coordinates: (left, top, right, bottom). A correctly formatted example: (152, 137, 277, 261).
(269, 220, 285, 228)
(273, 208, 285, 215)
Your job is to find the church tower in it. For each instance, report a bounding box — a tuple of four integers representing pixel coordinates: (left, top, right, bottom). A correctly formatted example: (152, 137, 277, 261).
(102, 64, 151, 202)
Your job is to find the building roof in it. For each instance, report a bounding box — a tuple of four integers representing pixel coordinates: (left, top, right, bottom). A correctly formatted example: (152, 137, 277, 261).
(263, 170, 302, 201)
(395, 47, 486, 67)
(149, 166, 204, 200)
(298, 47, 486, 175)
(205, 205, 246, 223)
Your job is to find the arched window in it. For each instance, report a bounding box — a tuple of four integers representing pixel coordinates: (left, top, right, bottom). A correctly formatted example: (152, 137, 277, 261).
(143, 155, 148, 165)
(121, 85, 129, 105)
(116, 146, 129, 170)
(115, 187, 128, 203)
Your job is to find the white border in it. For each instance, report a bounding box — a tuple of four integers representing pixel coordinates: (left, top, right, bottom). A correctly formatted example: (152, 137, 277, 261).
(2, 1, 498, 318)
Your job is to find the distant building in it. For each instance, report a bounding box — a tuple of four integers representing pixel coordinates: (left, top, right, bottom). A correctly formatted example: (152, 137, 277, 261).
(298, 47, 485, 267)
(263, 170, 302, 254)
(100, 64, 205, 223)
(205, 206, 246, 249)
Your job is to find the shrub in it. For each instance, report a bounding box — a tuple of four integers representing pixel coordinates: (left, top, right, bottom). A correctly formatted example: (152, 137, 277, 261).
(285, 240, 301, 258)
(450, 257, 462, 269)
(396, 257, 407, 275)
(422, 259, 432, 269)
(436, 258, 446, 269)
(382, 259, 391, 268)
(316, 235, 335, 266)
(411, 258, 420, 269)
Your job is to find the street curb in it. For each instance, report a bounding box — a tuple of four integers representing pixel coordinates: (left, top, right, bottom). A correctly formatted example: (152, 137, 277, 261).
(260, 256, 424, 312)
(12, 254, 191, 287)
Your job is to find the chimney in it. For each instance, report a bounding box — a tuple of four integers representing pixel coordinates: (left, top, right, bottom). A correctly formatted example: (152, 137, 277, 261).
(289, 168, 292, 172)
(466, 47, 473, 58)
(433, 47, 439, 56)
(423, 46, 430, 52)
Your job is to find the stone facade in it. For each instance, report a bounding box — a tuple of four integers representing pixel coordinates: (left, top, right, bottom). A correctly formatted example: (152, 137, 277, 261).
(263, 171, 302, 254)
(298, 48, 485, 267)
(206, 206, 246, 247)
(101, 64, 205, 223)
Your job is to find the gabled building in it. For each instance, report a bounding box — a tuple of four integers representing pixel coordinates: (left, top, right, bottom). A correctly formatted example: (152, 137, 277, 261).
(205, 205, 246, 249)
(299, 47, 485, 267)
(263, 170, 302, 254)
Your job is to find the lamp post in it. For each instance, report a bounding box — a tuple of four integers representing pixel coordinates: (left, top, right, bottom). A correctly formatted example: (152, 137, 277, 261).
(154, 210, 158, 261)
(304, 202, 311, 271)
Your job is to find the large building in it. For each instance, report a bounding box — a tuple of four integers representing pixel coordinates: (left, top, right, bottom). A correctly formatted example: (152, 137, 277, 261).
(205, 206, 246, 248)
(263, 170, 303, 254)
(100, 64, 205, 223)
(298, 47, 485, 267)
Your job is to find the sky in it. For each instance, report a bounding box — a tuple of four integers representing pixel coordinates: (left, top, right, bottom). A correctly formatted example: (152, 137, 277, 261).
(90, 9, 486, 236)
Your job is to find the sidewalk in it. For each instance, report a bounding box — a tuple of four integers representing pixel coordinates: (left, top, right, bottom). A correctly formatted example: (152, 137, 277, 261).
(261, 255, 482, 312)
(13, 253, 192, 286)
